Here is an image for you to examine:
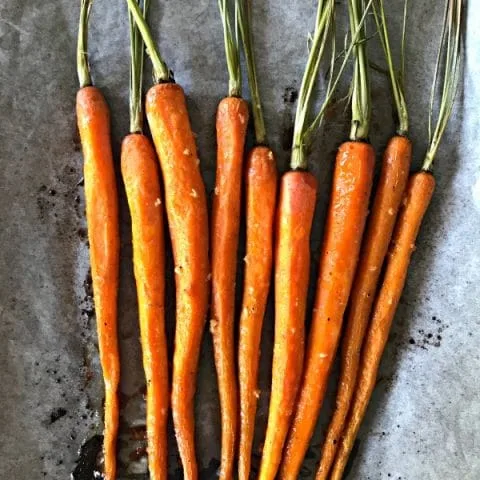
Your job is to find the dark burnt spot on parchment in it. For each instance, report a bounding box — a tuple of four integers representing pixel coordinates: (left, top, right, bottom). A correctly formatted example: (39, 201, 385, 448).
(409, 315, 449, 349)
(71, 435, 103, 480)
(281, 86, 298, 152)
(49, 407, 67, 424)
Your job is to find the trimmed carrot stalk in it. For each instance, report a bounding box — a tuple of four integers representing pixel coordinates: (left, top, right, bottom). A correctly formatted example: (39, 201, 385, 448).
(329, 171, 435, 480)
(238, 146, 277, 480)
(210, 96, 249, 479)
(258, 171, 317, 480)
(146, 83, 210, 480)
(316, 135, 411, 479)
(77, 86, 120, 480)
(280, 141, 374, 480)
(121, 134, 169, 480)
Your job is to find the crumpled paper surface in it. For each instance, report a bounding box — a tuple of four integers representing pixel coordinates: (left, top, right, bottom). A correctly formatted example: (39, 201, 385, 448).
(0, 0, 478, 479)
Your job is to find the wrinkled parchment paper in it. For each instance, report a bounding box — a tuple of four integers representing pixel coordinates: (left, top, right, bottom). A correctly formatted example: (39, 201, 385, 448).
(0, 0, 479, 478)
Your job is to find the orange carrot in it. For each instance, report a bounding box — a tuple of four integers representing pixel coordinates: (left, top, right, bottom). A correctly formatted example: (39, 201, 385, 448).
(329, 172, 435, 479)
(121, 135, 168, 480)
(329, 2, 462, 474)
(258, 3, 336, 478)
(121, 4, 169, 477)
(258, 171, 317, 480)
(316, 136, 410, 480)
(280, 142, 374, 479)
(146, 82, 209, 480)
(210, 5, 248, 476)
(279, 2, 375, 477)
(126, 2, 210, 477)
(76, 2, 120, 479)
(316, 0, 412, 474)
(211, 97, 249, 479)
(236, 3, 278, 477)
(237, 146, 277, 480)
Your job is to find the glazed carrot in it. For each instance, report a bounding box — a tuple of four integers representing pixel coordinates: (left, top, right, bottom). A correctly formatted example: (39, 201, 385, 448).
(236, 2, 277, 478)
(121, 3, 169, 478)
(329, 172, 435, 479)
(210, 4, 248, 477)
(76, 2, 119, 479)
(258, 3, 335, 479)
(127, 2, 209, 478)
(316, 2, 411, 476)
(279, 2, 375, 477)
(330, 2, 463, 476)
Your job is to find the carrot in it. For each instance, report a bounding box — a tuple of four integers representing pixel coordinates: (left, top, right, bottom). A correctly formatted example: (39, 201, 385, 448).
(316, 2, 412, 476)
(210, 4, 248, 477)
(76, 2, 120, 479)
(279, 2, 375, 478)
(127, 2, 210, 478)
(121, 3, 169, 478)
(76, 0, 120, 480)
(329, 1, 463, 476)
(257, 3, 336, 479)
(236, 2, 278, 478)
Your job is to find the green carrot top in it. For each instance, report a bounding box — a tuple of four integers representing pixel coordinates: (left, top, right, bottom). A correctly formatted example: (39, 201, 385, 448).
(423, 0, 463, 172)
(77, 0, 93, 88)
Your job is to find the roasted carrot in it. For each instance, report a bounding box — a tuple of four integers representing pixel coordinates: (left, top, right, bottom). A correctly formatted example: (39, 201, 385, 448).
(76, 2, 120, 479)
(330, 1, 463, 476)
(316, 2, 412, 476)
(236, 2, 278, 479)
(121, 2, 169, 478)
(127, 2, 210, 478)
(279, 2, 375, 478)
(257, 3, 336, 479)
(210, 4, 248, 477)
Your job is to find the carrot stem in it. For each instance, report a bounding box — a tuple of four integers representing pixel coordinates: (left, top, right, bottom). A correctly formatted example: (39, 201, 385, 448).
(372, 0, 409, 135)
(291, 0, 335, 171)
(423, 0, 463, 171)
(125, 0, 171, 83)
(128, 0, 149, 133)
(348, 0, 371, 141)
(237, 0, 266, 144)
(218, 0, 241, 97)
(77, 0, 92, 88)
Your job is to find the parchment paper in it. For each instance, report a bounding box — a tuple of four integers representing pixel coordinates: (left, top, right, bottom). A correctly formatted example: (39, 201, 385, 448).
(0, 0, 479, 479)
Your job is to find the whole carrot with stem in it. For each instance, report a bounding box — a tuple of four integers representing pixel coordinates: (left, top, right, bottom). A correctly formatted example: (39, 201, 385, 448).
(236, 1, 277, 479)
(316, 2, 412, 477)
(257, 3, 337, 479)
(330, 1, 463, 477)
(120, 1, 169, 478)
(126, 2, 210, 478)
(210, 2, 248, 477)
(279, 1, 376, 478)
(76, 2, 120, 479)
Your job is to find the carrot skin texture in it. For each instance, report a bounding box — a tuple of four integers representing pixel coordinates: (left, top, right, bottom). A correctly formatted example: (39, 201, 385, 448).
(121, 134, 169, 480)
(238, 146, 277, 480)
(76, 86, 120, 480)
(210, 97, 249, 480)
(258, 171, 318, 480)
(146, 83, 210, 480)
(280, 142, 374, 480)
(316, 136, 411, 480)
(329, 172, 435, 480)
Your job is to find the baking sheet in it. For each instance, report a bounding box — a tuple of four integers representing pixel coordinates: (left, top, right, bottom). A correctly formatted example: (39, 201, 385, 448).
(0, 0, 479, 479)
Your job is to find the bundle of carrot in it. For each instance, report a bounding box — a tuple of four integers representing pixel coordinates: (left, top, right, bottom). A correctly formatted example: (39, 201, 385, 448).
(120, 1, 169, 479)
(329, 0, 463, 477)
(316, 1, 412, 477)
(236, 1, 278, 478)
(210, 2, 248, 477)
(76, 1, 120, 479)
(256, 2, 337, 479)
(126, 1, 210, 478)
(279, 0, 376, 477)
